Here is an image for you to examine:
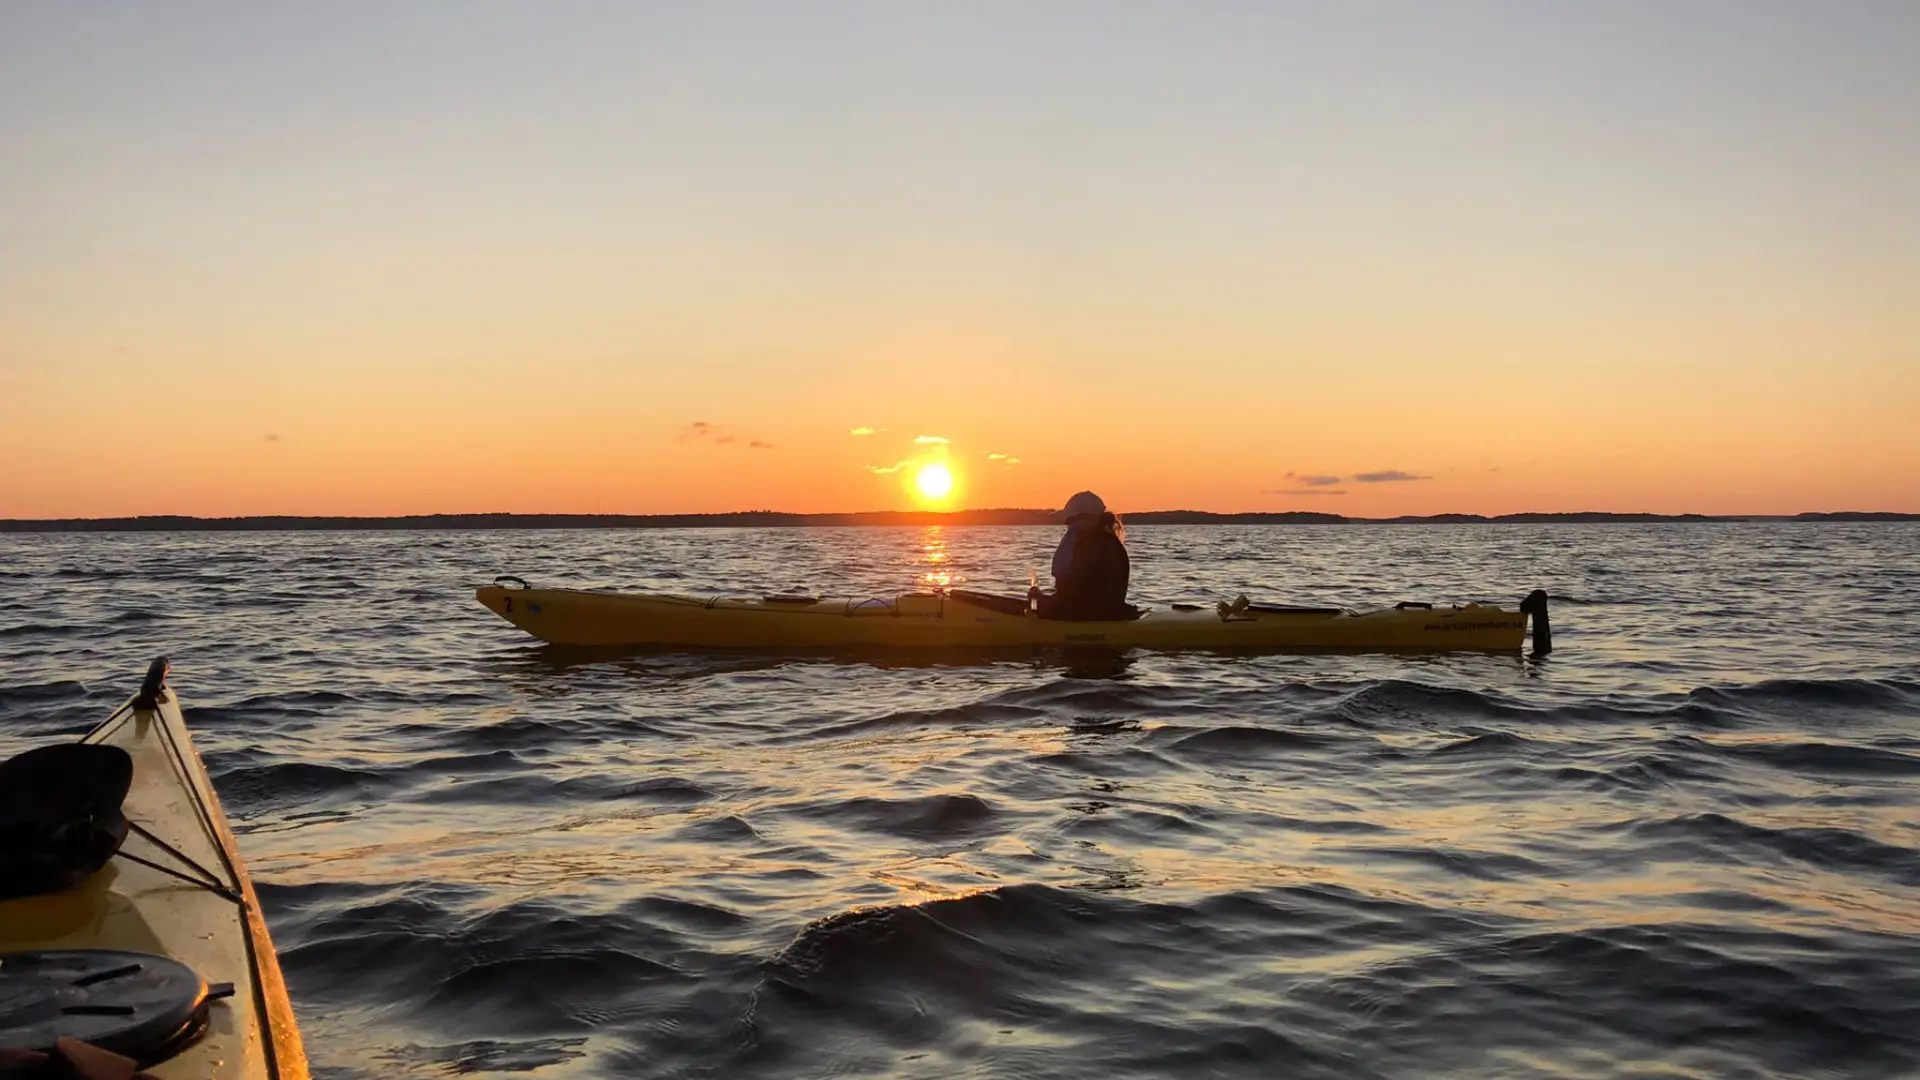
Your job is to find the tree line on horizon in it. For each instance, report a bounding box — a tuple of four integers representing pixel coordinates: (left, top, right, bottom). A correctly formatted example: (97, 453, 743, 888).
(1, 509, 1913, 532)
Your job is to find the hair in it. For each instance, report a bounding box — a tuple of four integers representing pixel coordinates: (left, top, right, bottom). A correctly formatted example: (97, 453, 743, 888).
(1069, 509, 1126, 543)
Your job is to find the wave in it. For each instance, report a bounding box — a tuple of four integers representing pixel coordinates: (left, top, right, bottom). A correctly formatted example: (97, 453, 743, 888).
(424, 947, 684, 1031)
(1323, 922, 1920, 1076)
(1429, 730, 1535, 756)
(1028, 746, 1178, 780)
(671, 814, 766, 845)
(192, 689, 362, 726)
(1625, 812, 1920, 886)
(0, 623, 80, 639)
(759, 882, 1487, 993)
(738, 883, 1513, 1076)
(460, 716, 614, 749)
(613, 776, 722, 803)
(777, 700, 1046, 743)
(284, 897, 705, 1038)
(1156, 725, 1344, 758)
(406, 748, 545, 775)
(1347, 844, 1552, 883)
(1719, 740, 1920, 777)
(416, 771, 720, 807)
(619, 894, 753, 935)
(1316, 679, 1550, 727)
(1695, 676, 1920, 710)
(206, 759, 393, 816)
(0, 678, 94, 704)
(373, 1039, 589, 1076)
(788, 793, 1001, 841)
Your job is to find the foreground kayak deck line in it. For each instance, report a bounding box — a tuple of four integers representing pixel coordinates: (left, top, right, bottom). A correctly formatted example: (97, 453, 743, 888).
(0, 659, 309, 1079)
(475, 579, 1553, 653)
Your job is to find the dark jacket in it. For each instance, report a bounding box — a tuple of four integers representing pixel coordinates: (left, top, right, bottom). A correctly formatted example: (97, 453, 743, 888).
(1043, 517, 1134, 621)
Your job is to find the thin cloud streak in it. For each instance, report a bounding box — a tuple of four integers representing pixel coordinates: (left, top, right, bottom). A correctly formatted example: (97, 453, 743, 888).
(684, 421, 772, 449)
(1285, 472, 1344, 487)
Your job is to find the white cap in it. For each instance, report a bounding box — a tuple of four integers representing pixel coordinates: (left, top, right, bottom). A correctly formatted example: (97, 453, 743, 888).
(1056, 491, 1107, 521)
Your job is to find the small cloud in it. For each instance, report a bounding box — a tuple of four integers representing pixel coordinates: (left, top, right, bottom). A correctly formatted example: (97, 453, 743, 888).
(1284, 472, 1344, 487)
(867, 461, 912, 474)
(986, 453, 1021, 467)
(913, 435, 948, 445)
(1005, 457, 1021, 466)
(987, 453, 1007, 460)
(850, 427, 876, 436)
(1486, 466, 1503, 473)
(1353, 470, 1431, 483)
(1264, 488, 1348, 496)
(685, 421, 772, 448)
(264, 433, 281, 442)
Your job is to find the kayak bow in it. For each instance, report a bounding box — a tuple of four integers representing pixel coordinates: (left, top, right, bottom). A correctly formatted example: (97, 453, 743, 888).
(0, 659, 309, 1078)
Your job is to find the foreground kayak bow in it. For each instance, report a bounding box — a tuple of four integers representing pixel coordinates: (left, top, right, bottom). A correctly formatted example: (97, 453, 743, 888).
(0, 659, 309, 1078)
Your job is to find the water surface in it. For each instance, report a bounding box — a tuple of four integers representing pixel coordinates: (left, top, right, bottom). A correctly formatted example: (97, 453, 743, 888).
(3, 523, 1917, 1078)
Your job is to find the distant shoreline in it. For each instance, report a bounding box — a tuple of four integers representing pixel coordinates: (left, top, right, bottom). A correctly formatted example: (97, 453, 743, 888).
(2, 509, 1914, 533)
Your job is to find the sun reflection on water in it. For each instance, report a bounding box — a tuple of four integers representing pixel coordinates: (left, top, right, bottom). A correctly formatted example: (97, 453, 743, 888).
(918, 525, 966, 590)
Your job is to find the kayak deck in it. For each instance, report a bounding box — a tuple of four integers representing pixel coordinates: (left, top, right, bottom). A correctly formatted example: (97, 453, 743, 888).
(475, 580, 1550, 653)
(0, 660, 308, 1079)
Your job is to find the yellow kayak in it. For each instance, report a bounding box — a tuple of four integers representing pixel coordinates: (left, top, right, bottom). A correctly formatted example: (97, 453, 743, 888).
(0, 659, 309, 1078)
(475, 578, 1552, 653)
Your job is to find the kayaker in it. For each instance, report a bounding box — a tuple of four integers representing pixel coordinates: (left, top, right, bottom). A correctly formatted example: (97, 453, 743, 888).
(1037, 491, 1136, 620)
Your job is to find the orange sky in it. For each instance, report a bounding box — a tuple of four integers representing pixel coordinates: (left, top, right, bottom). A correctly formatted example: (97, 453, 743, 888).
(3, 4, 1916, 519)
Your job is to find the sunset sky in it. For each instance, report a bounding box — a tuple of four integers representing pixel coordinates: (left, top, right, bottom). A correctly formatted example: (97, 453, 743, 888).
(3, 1, 1916, 518)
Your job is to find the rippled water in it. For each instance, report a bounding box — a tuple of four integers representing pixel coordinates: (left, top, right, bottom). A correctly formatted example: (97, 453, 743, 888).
(3, 524, 1918, 1079)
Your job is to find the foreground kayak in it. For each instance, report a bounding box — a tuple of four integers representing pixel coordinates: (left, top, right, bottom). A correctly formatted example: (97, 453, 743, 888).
(0, 659, 308, 1078)
(476, 578, 1552, 653)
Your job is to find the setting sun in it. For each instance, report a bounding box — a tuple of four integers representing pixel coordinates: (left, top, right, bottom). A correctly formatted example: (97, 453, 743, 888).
(914, 463, 954, 502)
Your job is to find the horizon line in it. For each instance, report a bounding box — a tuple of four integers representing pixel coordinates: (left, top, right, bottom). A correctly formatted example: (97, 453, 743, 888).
(3, 508, 1916, 533)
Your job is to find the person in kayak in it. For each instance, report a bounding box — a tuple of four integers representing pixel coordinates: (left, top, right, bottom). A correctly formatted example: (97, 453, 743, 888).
(1036, 491, 1137, 620)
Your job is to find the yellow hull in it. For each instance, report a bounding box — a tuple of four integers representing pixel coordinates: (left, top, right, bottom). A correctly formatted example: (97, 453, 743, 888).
(475, 584, 1546, 653)
(0, 660, 309, 1079)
